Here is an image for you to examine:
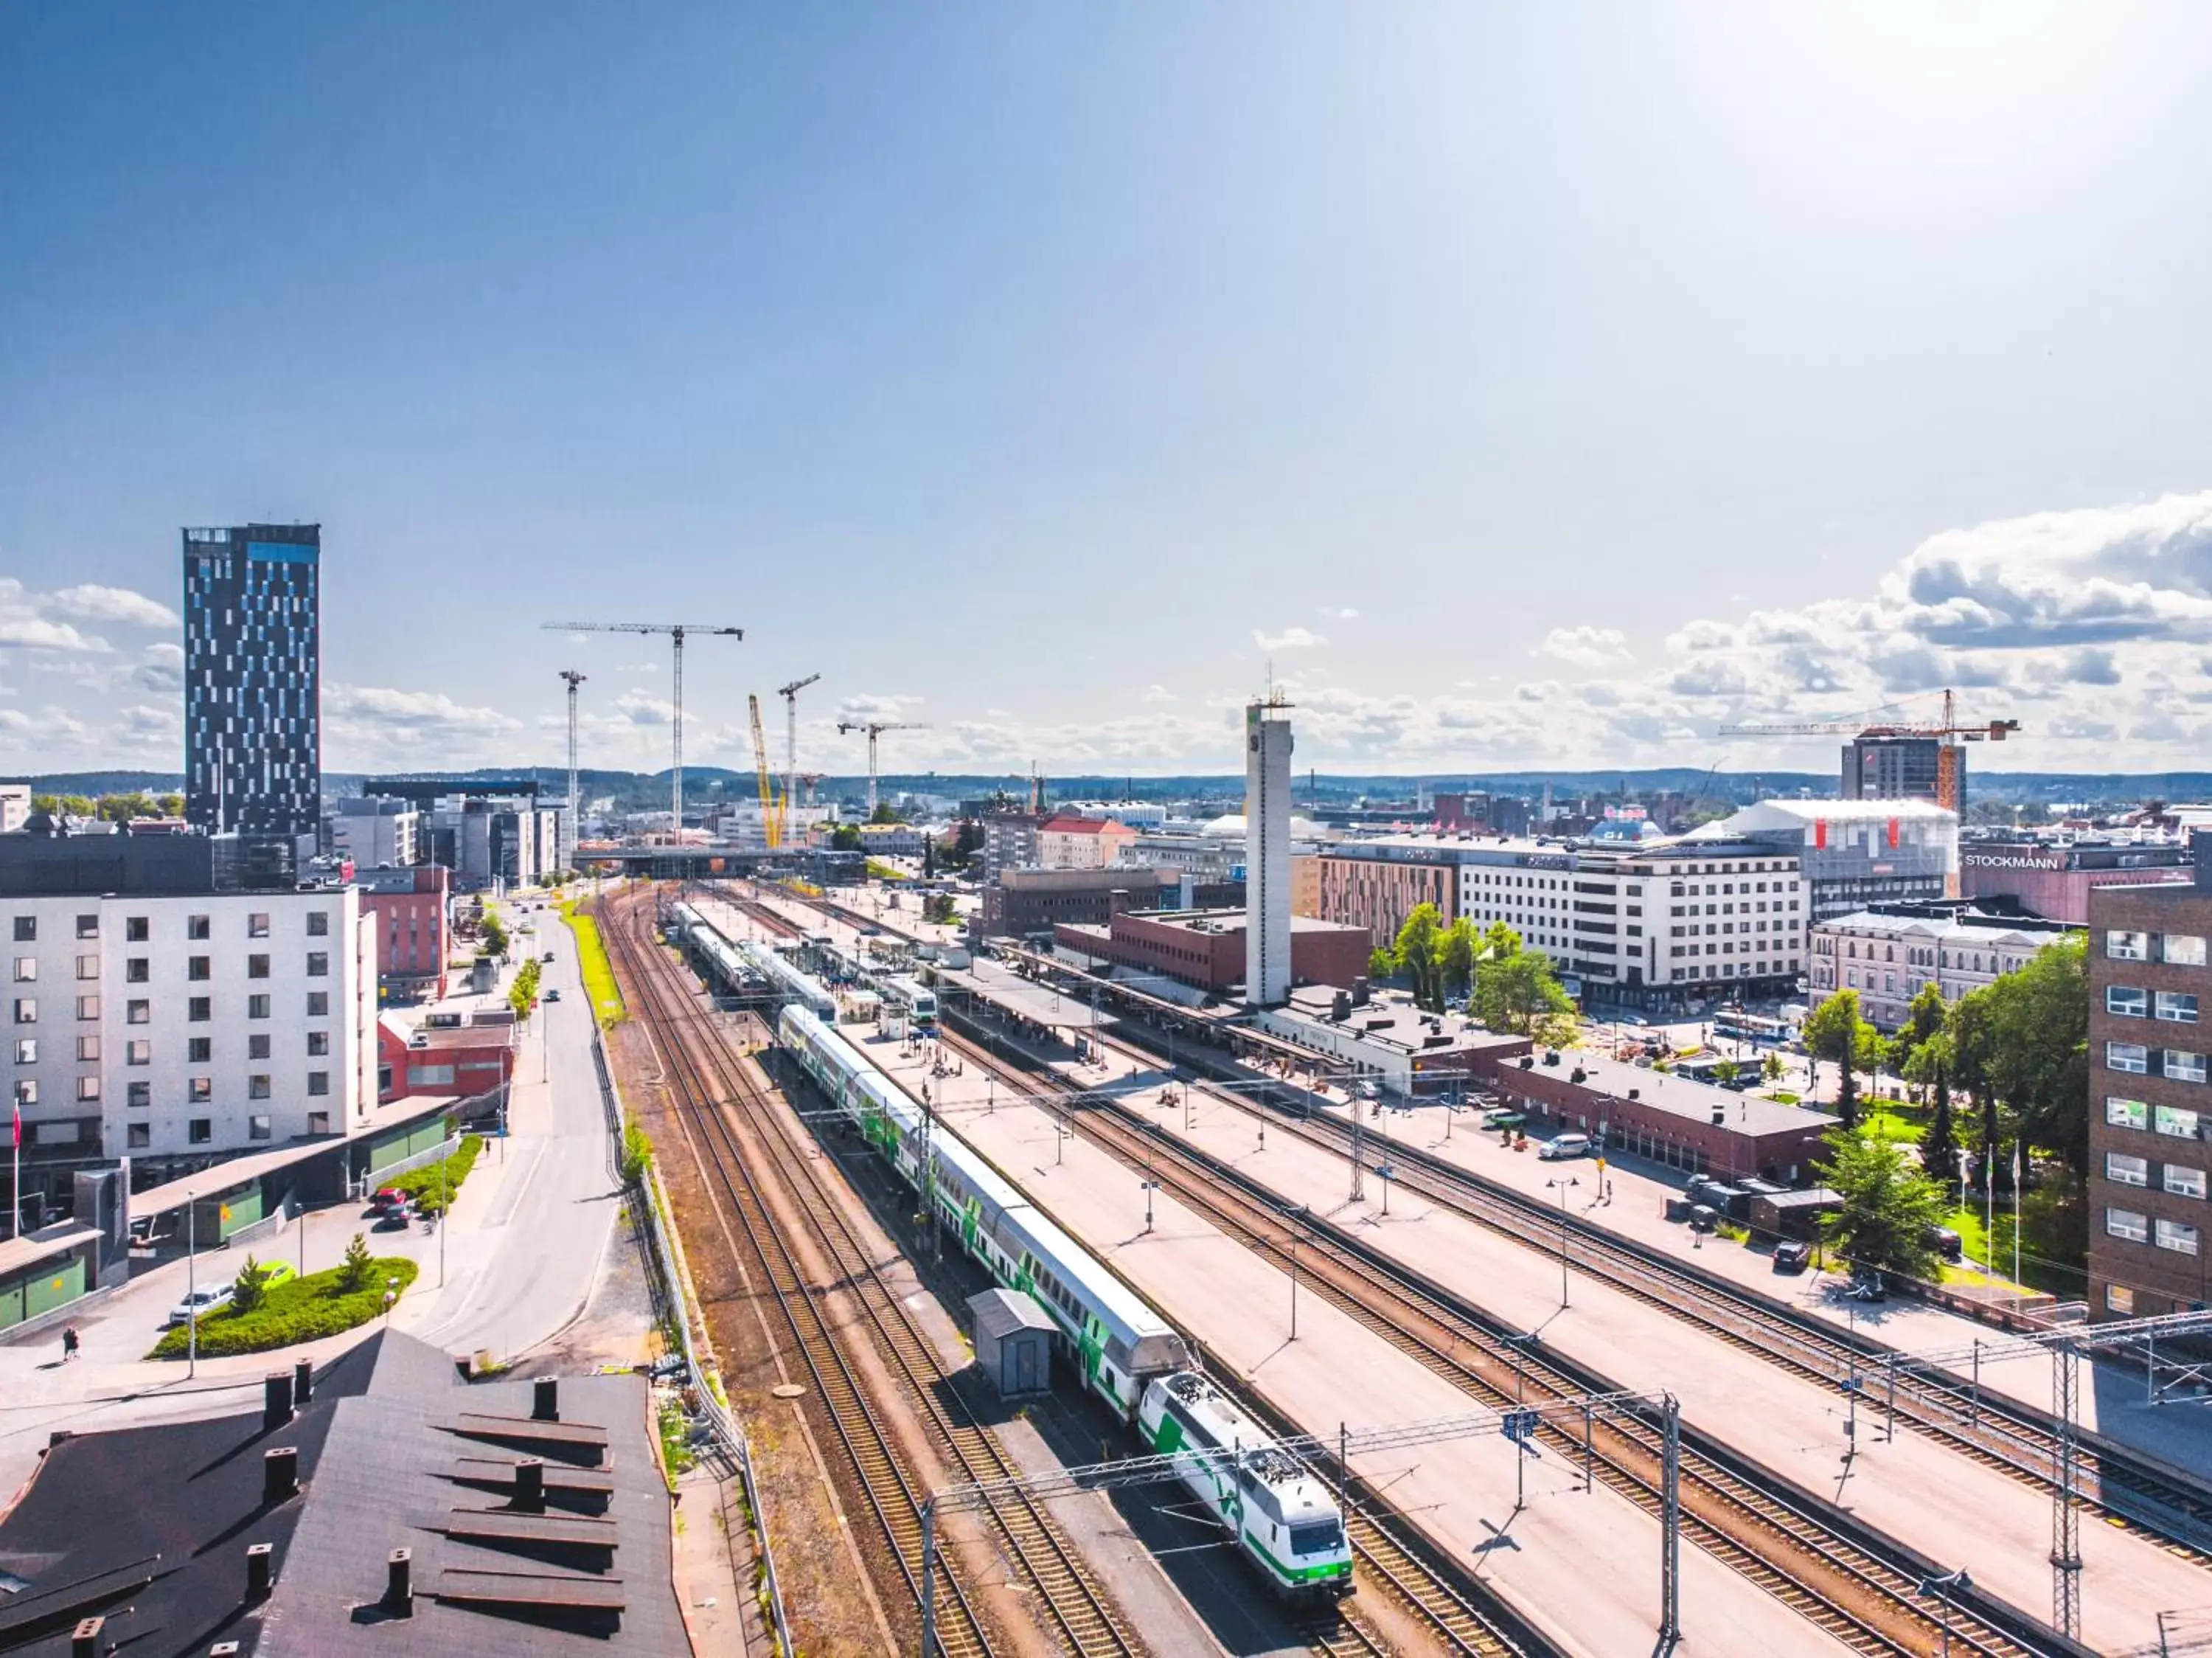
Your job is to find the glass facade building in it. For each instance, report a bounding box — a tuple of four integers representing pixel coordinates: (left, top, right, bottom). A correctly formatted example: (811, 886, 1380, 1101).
(182, 524, 322, 847)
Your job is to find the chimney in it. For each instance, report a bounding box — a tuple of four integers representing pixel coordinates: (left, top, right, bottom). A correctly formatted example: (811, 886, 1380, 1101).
(262, 1370, 293, 1432)
(1352, 976, 1370, 1006)
(293, 1357, 313, 1406)
(246, 1542, 274, 1601)
(71, 1617, 102, 1658)
(264, 1446, 299, 1505)
(383, 1547, 414, 1616)
(532, 1378, 560, 1421)
(515, 1457, 546, 1508)
(1331, 991, 1351, 1021)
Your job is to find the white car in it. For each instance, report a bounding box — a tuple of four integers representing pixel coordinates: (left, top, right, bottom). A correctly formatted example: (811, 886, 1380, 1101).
(166, 1286, 232, 1328)
(1537, 1132, 1593, 1161)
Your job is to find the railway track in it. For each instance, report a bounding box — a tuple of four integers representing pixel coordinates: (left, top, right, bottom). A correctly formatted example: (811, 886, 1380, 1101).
(613, 894, 1152, 1658)
(1068, 1012, 2212, 1567)
(947, 1014, 2073, 1658)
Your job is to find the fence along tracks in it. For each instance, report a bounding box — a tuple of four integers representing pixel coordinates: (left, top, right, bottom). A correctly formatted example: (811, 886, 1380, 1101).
(610, 893, 1148, 1658)
(947, 1016, 2072, 1658)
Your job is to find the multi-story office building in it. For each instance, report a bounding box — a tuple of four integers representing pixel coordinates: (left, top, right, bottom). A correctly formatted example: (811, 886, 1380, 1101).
(1708, 799, 1957, 920)
(0, 785, 29, 836)
(1036, 814, 1138, 870)
(982, 811, 1046, 881)
(329, 797, 419, 869)
(2087, 864, 2212, 1320)
(355, 864, 453, 1004)
(1960, 836, 2192, 925)
(1, 827, 375, 1215)
(182, 524, 322, 850)
(1807, 903, 2076, 1029)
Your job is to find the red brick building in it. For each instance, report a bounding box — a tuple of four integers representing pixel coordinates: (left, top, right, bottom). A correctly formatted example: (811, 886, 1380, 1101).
(356, 866, 452, 1003)
(1055, 908, 1373, 994)
(376, 1013, 515, 1105)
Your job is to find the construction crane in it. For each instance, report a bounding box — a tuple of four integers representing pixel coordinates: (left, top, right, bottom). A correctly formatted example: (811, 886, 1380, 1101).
(747, 694, 780, 849)
(558, 670, 587, 867)
(776, 673, 820, 849)
(837, 720, 928, 819)
(542, 621, 742, 837)
(1717, 689, 2020, 814)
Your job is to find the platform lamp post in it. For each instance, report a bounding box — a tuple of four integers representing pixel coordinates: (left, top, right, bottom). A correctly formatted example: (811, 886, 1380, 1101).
(1377, 1162, 1396, 1216)
(1141, 1179, 1159, 1234)
(1914, 1568, 1971, 1657)
(1545, 1176, 1579, 1309)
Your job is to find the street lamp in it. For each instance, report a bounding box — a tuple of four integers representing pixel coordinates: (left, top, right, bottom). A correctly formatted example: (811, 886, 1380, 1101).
(1377, 1162, 1396, 1216)
(1914, 1568, 1971, 1657)
(1141, 1179, 1159, 1233)
(1545, 1176, 1579, 1308)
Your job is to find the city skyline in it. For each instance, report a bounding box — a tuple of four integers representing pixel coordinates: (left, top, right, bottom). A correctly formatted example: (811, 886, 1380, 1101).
(7, 6, 2212, 778)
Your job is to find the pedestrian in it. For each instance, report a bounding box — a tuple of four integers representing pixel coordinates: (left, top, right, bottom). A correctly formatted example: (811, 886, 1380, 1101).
(60, 1325, 79, 1363)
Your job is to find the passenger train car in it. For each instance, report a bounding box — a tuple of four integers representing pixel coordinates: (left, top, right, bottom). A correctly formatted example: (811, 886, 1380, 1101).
(1139, 1371, 1354, 1601)
(776, 1005, 1186, 1416)
(667, 902, 838, 1021)
(877, 974, 939, 1032)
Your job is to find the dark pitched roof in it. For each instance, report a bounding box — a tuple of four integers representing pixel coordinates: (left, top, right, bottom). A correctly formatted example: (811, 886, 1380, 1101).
(0, 1331, 684, 1657)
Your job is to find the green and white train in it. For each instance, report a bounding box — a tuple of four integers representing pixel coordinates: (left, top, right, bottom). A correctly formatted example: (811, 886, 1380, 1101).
(776, 1005, 1352, 1600)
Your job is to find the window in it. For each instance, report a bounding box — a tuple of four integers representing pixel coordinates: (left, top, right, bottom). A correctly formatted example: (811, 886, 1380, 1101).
(2166, 1165, 2208, 1201)
(307, 911, 330, 937)
(248, 1074, 271, 1100)
(2108, 929, 2149, 960)
(2164, 1050, 2208, 1084)
(187, 956, 210, 980)
(125, 958, 149, 983)
(188, 1036, 210, 1062)
(75, 954, 97, 979)
(247, 954, 270, 979)
(10, 918, 30, 942)
(307, 1070, 330, 1096)
(306, 991, 328, 1017)
(74, 915, 96, 939)
(305, 951, 328, 977)
(75, 995, 97, 1020)
(125, 1039, 150, 1066)
(189, 1076, 211, 1102)
(308, 1111, 330, 1137)
(2155, 1218, 2199, 1255)
(127, 999, 149, 1025)
(248, 994, 269, 1019)
(10, 958, 31, 982)
(307, 1030, 329, 1057)
(9, 1038, 29, 1064)
(188, 996, 209, 1022)
(2164, 934, 2209, 967)
(127, 1080, 149, 1108)
(2107, 986, 2149, 1018)
(125, 917, 148, 942)
(248, 1033, 270, 1060)
(187, 1118, 212, 1145)
(75, 1075, 99, 1101)
(126, 1123, 149, 1150)
(74, 1036, 96, 1061)
(2107, 1207, 2150, 1242)
(12, 1080, 31, 1106)
(2107, 1283, 2135, 1314)
(248, 1114, 272, 1141)
(2106, 1151, 2149, 1187)
(2158, 991, 2200, 1024)
(2154, 1104, 2202, 1140)
(248, 913, 270, 938)
(11, 999, 32, 1024)
(187, 914, 209, 940)
(2108, 1041, 2149, 1075)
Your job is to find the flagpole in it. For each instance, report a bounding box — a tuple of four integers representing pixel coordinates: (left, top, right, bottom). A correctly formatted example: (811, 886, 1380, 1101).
(2011, 1141, 2023, 1290)
(10, 1101, 19, 1241)
(1983, 1143, 1994, 1272)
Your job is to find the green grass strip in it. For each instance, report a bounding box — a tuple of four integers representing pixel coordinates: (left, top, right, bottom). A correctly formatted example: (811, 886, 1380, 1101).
(148, 1255, 420, 1359)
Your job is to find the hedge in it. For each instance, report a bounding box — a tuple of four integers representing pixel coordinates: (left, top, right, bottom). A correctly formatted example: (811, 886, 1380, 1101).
(384, 1134, 484, 1215)
(148, 1255, 420, 1359)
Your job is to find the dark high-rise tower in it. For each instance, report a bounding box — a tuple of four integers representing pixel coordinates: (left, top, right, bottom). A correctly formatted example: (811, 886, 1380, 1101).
(182, 523, 322, 844)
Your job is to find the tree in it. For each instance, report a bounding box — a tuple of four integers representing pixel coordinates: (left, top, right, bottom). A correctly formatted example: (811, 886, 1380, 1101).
(1983, 935, 2090, 1174)
(1946, 984, 2001, 1190)
(231, 1254, 270, 1314)
(1802, 989, 1877, 1129)
(830, 824, 863, 852)
(953, 819, 984, 860)
(480, 907, 509, 958)
(1921, 1060, 1961, 1190)
(922, 838, 936, 878)
(1472, 923, 1579, 1046)
(509, 959, 541, 1020)
(338, 1232, 375, 1294)
(1366, 946, 1397, 982)
(158, 791, 184, 817)
(1762, 1052, 1786, 1084)
(1435, 918, 1478, 1002)
(1893, 981, 1949, 1097)
(869, 802, 898, 825)
(1393, 903, 1444, 1010)
(1820, 1128, 1950, 1284)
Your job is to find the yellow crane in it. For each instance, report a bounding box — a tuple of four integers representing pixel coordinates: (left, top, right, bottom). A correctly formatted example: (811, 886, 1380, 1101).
(748, 693, 781, 849)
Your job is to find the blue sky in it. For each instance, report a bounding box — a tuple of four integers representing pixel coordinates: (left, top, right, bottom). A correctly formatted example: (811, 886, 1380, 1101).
(5, 4, 2212, 779)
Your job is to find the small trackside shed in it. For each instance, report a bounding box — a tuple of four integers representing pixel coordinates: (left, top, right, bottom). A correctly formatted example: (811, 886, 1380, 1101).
(969, 1288, 1054, 1398)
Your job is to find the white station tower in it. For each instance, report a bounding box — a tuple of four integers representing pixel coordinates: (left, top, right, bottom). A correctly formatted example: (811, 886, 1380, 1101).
(1244, 690, 1294, 1007)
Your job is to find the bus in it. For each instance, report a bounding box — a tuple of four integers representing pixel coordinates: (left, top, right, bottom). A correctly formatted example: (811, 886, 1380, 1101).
(1713, 1007, 1792, 1046)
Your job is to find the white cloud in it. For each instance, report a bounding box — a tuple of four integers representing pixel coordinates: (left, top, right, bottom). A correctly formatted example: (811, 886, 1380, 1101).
(1317, 606, 1360, 620)
(836, 692, 922, 722)
(612, 690, 675, 727)
(1537, 625, 1633, 667)
(48, 585, 178, 628)
(1253, 625, 1326, 651)
(0, 617, 109, 653)
(1141, 684, 1178, 704)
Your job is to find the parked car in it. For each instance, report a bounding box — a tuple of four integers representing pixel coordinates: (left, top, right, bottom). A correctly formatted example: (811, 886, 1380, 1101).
(374, 1201, 412, 1232)
(544, 988, 561, 1002)
(1481, 1107, 1526, 1130)
(166, 1286, 232, 1327)
(1537, 1132, 1593, 1161)
(369, 1187, 407, 1213)
(256, 1260, 298, 1290)
(543, 951, 555, 962)
(1846, 1269, 1888, 1303)
(1772, 1240, 1810, 1273)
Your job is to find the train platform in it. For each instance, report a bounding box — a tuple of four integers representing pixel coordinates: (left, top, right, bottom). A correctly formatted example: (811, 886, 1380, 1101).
(854, 1023, 1856, 1658)
(905, 1010, 2212, 1658)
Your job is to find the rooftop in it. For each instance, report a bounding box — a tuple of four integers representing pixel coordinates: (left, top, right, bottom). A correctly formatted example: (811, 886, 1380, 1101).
(1511, 1050, 1833, 1139)
(1817, 905, 2079, 942)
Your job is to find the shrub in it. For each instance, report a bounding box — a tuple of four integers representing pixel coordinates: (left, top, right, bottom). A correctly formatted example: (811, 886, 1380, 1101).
(620, 1119, 653, 1184)
(150, 1256, 418, 1359)
(339, 1231, 375, 1294)
(387, 1134, 484, 1215)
